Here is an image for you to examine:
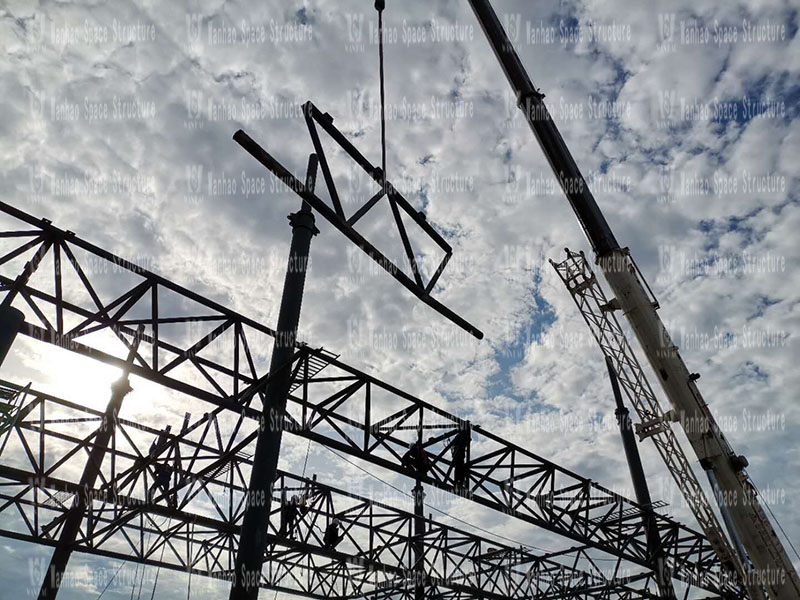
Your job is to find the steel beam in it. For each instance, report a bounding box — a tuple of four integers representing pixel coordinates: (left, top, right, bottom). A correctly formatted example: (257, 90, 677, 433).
(0, 203, 742, 597)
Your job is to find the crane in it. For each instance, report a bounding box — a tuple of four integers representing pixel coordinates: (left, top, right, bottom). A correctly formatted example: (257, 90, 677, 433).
(466, 1, 800, 599)
(551, 248, 738, 594)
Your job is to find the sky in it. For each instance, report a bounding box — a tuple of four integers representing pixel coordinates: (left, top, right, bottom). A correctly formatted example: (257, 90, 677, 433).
(0, 0, 798, 598)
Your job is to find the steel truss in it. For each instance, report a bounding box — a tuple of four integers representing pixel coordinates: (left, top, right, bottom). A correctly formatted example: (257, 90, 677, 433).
(550, 250, 740, 574)
(0, 381, 661, 600)
(0, 202, 742, 597)
(233, 101, 483, 339)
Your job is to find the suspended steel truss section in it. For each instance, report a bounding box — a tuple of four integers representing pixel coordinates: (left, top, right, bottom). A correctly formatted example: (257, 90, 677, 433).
(232, 101, 483, 339)
(0, 381, 663, 600)
(550, 250, 741, 574)
(0, 202, 742, 597)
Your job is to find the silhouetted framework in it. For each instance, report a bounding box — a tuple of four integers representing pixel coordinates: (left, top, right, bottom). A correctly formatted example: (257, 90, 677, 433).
(233, 101, 483, 340)
(0, 381, 662, 600)
(0, 202, 743, 597)
(550, 249, 740, 575)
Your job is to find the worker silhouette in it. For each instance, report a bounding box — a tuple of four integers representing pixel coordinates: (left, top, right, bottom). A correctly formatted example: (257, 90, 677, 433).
(280, 494, 307, 539)
(323, 518, 343, 549)
(450, 427, 470, 489)
(401, 439, 432, 475)
(148, 461, 175, 507)
(146, 426, 176, 507)
(148, 425, 171, 456)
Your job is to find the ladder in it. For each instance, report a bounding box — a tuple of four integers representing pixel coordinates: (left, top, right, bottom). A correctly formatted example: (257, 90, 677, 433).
(290, 346, 339, 394)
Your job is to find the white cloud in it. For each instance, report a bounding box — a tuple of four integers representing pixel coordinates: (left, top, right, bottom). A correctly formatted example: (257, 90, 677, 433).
(0, 0, 798, 596)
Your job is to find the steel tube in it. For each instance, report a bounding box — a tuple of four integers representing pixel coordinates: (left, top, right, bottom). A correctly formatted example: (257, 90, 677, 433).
(229, 200, 318, 600)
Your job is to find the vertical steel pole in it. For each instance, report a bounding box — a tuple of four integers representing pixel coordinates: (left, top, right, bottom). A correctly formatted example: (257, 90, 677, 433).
(0, 304, 24, 366)
(0, 238, 53, 368)
(38, 326, 144, 599)
(606, 356, 675, 599)
(413, 480, 425, 600)
(229, 190, 318, 600)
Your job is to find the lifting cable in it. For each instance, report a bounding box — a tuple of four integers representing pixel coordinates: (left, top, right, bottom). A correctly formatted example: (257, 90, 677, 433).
(186, 522, 193, 600)
(95, 560, 126, 599)
(131, 553, 144, 600)
(301, 437, 311, 478)
(148, 523, 168, 600)
(375, 0, 387, 180)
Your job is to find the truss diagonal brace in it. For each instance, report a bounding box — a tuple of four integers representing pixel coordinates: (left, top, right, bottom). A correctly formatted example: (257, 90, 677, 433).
(232, 127, 483, 340)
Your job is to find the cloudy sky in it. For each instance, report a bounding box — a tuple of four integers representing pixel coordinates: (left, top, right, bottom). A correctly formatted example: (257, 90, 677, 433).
(0, 0, 798, 597)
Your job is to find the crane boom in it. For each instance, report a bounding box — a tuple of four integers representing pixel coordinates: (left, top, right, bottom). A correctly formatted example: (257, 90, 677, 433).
(467, 1, 800, 599)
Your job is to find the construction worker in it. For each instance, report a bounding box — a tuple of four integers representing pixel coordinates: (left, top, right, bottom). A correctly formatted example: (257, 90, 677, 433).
(401, 440, 432, 476)
(280, 495, 301, 539)
(450, 426, 470, 489)
(148, 461, 174, 507)
(297, 493, 309, 518)
(148, 425, 171, 456)
(323, 518, 343, 549)
(145, 425, 177, 507)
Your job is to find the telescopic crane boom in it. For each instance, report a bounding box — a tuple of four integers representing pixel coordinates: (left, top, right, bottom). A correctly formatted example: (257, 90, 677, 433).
(466, 1, 800, 599)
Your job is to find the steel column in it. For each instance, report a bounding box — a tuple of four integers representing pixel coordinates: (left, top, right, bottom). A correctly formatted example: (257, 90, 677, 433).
(0, 304, 24, 366)
(230, 194, 318, 600)
(606, 356, 674, 599)
(413, 481, 425, 600)
(37, 326, 143, 599)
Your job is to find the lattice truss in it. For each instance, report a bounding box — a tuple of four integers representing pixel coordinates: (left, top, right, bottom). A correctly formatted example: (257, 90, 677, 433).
(0, 202, 742, 599)
(549, 249, 740, 574)
(0, 381, 662, 600)
(232, 100, 483, 338)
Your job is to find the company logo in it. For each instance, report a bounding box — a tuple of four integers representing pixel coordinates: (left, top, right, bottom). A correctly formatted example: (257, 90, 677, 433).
(345, 13, 365, 53)
(29, 90, 46, 121)
(505, 164, 520, 194)
(347, 158, 365, 199)
(657, 13, 676, 52)
(28, 12, 47, 46)
(503, 13, 522, 43)
(186, 13, 202, 45)
(184, 89, 204, 128)
(186, 164, 204, 194)
(657, 89, 678, 128)
(29, 163, 46, 195)
(347, 13, 364, 43)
